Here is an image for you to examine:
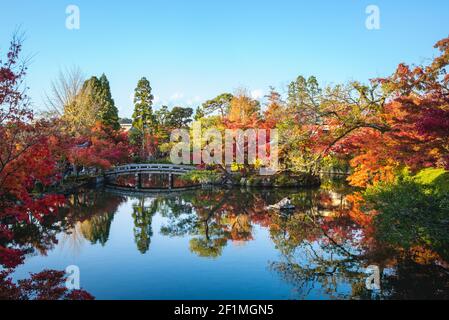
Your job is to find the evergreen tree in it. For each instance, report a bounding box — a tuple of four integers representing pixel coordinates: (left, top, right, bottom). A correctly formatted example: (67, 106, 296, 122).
(154, 105, 170, 127)
(66, 74, 120, 133)
(287, 75, 322, 125)
(166, 106, 193, 128)
(201, 93, 233, 118)
(194, 106, 205, 121)
(132, 77, 155, 131)
(98, 74, 120, 130)
(131, 77, 156, 158)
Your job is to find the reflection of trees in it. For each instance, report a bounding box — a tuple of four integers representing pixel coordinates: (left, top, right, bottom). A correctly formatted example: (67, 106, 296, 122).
(380, 256, 449, 299)
(132, 197, 158, 254)
(270, 250, 369, 299)
(10, 214, 62, 258)
(269, 212, 319, 257)
(268, 183, 449, 300)
(161, 189, 231, 258)
(269, 227, 371, 299)
(58, 190, 125, 252)
(4, 190, 126, 260)
(162, 188, 270, 257)
(111, 173, 196, 189)
(265, 183, 384, 299)
(159, 187, 339, 258)
(267, 198, 372, 299)
(52, 185, 449, 299)
(60, 190, 124, 228)
(159, 187, 340, 258)
(223, 214, 253, 242)
(158, 194, 193, 218)
(79, 212, 115, 246)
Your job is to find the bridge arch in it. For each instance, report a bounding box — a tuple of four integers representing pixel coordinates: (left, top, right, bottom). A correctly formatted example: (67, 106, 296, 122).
(104, 163, 197, 190)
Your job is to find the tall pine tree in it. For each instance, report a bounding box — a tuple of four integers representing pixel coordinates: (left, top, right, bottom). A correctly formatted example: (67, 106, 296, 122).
(131, 77, 156, 158)
(70, 74, 120, 132)
(98, 74, 120, 130)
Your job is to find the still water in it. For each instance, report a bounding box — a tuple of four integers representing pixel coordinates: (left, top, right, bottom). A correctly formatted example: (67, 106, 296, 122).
(11, 182, 449, 300)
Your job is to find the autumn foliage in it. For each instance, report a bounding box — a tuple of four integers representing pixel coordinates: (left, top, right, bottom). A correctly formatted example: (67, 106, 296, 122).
(0, 36, 64, 268)
(1, 25, 449, 299)
(68, 123, 132, 170)
(313, 38, 449, 187)
(0, 269, 94, 300)
(0, 35, 93, 299)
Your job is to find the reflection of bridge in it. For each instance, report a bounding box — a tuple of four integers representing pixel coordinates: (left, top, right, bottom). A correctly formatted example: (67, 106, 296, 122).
(105, 185, 199, 197)
(104, 163, 197, 190)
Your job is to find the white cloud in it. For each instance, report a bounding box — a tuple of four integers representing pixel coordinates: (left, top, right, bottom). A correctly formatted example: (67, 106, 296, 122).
(145, 93, 202, 107)
(251, 89, 263, 100)
(186, 96, 202, 106)
(169, 92, 184, 101)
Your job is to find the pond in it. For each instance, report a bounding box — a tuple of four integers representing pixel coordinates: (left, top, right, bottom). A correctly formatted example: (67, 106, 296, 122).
(10, 182, 449, 300)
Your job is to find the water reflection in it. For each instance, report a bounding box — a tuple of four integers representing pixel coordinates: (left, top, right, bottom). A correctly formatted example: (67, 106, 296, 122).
(132, 197, 157, 253)
(110, 173, 194, 189)
(15, 182, 449, 300)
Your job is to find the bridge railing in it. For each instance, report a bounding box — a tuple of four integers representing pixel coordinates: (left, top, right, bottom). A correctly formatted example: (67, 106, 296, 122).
(105, 163, 196, 175)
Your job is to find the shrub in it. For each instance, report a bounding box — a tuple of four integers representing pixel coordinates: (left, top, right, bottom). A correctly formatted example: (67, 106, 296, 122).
(274, 175, 297, 187)
(180, 170, 222, 184)
(363, 168, 449, 260)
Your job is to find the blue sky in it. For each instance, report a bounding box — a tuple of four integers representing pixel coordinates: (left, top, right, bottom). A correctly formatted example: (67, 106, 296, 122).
(1, 0, 448, 118)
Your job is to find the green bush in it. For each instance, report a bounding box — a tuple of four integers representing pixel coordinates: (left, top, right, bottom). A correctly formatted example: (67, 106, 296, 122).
(364, 168, 449, 260)
(244, 173, 320, 187)
(274, 175, 297, 187)
(414, 168, 449, 195)
(246, 176, 264, 186)
(180, 170, 222, 184)
(228, 172, 243, 185)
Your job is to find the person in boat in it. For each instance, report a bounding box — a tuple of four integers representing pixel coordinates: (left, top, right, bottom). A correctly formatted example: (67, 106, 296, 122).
(265, 197, 294, 211)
